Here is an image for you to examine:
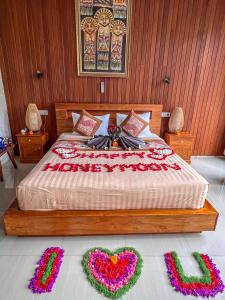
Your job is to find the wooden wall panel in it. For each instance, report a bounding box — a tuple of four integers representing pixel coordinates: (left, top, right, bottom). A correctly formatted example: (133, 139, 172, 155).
(0, 0, 225, 155)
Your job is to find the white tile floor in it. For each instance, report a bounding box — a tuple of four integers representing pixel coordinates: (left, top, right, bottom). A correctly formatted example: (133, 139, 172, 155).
(0, 157, 225, 300)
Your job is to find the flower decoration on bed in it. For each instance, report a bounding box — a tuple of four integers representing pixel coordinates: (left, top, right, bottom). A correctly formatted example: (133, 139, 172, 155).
(148, 147, 174, 160)
(108, 125, 122, 139)
(51, 143, 174, 161)
(82, 247, 143, 299)
(109, 125, 121, 147)
(52, 146, 79, 159)
(49, 138, 179, 173)
(164, 251, 224, 298)
(86, 125, 147, 150)
(28, 247, 64, 293)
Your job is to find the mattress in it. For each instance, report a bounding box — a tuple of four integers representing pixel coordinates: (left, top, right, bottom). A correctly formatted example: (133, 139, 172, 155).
(17, 134, 208, 211)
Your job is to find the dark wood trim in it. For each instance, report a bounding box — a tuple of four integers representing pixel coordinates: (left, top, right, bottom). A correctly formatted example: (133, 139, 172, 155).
(3, 199, 218, 236)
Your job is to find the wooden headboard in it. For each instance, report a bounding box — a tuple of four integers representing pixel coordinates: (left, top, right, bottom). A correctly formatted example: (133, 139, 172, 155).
(55, 103, 163, 136)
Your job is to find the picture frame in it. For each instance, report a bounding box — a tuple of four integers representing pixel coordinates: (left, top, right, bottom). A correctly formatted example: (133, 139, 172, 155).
(75, 0, 132, 77)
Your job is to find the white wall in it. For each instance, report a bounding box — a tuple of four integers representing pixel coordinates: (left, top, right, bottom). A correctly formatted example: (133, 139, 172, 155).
(0, 71, 11, 137)
(0, 71, 11, 163)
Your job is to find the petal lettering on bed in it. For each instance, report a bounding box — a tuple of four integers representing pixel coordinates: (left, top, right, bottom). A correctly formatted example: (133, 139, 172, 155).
(91, 164, 102, 172)
(95, 153, 110, 159)
(103, 164, 120, 172)
(109, 153, 120, 159)
(136, 163, 151, 171)
(121, 152, 145, 159)
(42, 163, 60, 171)
(59, 163, 74, 172)
(78, 164, 90, 172)
(160, 163, 181, 171)
(148, 163, 162, 171)
(42, 162, 181, 173)
(80, 152, 95, 159)
(51, 147, 175, 161)
(118, 164, 137, 172)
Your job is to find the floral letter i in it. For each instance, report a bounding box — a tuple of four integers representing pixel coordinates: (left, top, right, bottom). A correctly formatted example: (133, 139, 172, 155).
(29, 247, 64, 293)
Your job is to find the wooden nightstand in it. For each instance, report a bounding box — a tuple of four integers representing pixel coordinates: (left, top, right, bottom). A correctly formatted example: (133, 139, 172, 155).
(16, 132, 49, 163)
(164, 132, 194, 164)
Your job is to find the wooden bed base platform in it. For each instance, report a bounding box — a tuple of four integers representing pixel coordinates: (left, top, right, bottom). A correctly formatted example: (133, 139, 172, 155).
(3, 199, 218, 236)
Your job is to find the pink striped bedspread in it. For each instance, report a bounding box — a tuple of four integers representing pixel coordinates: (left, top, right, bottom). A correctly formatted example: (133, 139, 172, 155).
(17, 135, 208, 210)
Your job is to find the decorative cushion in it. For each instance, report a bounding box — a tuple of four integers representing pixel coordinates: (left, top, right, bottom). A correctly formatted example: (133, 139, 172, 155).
(117, 112, 154, 138)
(74, 110, 102, 136)
(121, 110, 148, 137)
(72, 112, 110, 136)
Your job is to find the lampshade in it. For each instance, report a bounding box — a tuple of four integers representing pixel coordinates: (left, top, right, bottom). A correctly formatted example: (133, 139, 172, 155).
(25, 103, 42, 131)
(168, 107, 184, 133)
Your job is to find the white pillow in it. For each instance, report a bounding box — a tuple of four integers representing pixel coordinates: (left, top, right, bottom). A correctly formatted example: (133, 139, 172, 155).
(72, 112, 110, 136)
(116, 112, 154, 138)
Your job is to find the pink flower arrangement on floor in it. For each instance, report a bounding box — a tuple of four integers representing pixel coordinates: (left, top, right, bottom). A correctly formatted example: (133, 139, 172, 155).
(82, 247, 143, 299)
(164, 251, 224, 298)
(28, 247, 64, 293)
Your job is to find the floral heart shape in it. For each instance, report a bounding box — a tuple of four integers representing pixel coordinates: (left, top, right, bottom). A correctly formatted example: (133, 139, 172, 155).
(52, 147, 79, 159)
(148, 147, 174, 160)
(82, 247, 143, 299)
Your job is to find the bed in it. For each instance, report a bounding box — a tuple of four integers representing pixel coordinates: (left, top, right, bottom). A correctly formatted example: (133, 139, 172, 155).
(3, 103, 218, 235)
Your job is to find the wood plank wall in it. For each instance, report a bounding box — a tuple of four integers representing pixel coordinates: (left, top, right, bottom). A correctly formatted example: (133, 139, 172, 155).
(0, 0, 225, 155)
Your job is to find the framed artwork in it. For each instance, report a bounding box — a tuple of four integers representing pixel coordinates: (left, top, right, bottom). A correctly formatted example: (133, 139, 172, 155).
(76, 0, 132, 77)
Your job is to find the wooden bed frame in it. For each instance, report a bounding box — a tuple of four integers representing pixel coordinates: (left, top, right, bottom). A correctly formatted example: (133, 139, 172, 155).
(3, 199, 218, 235)
(54, 103, 162, 136)
(3, 103, 218, 236)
